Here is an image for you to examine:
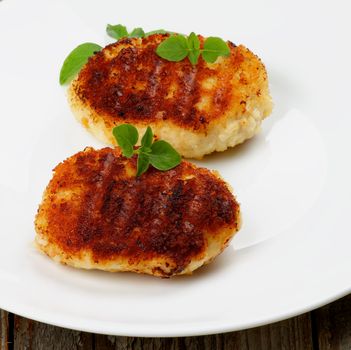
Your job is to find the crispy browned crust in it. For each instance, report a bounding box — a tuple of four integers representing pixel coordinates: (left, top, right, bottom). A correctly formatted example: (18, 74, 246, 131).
(71, 34, 268, 132)
(35, 147, 240, 277)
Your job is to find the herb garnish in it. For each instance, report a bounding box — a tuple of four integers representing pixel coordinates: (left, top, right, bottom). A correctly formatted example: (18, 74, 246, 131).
(156, 32, 230, 65)
(59, 25, 173, 85)
(112, 124, 181, 176)
(59, 25, 230, 85)
(106, 24, 172, 40)
(106, 24, 146, 40)
(59, 43, 102, 85)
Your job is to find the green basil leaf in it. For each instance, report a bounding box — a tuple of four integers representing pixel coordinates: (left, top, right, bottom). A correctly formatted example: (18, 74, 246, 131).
(145, 29, 173, 36)
(156, 35, 189, 62)
(136, 152, 150, 176)
(187, 32, 201, 65)
(59, 43, 102, 85)
(140, 146, 151, 154)
(141, 126, 153, 148)
(112, 124, 139, 158)
(149, 140, 181, 170)
(202, 37, 230, 63)
(106, 24, 128, 40)
(129, 27, 145, 38)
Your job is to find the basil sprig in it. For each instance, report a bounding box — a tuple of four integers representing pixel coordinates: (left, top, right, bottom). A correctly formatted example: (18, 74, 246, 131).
(113, 124, 181, 176)
(59, 25, 230, 85)
(156, 33, 230, 65)
(107, 24, 146, 39)
(107, 24, 172, 40)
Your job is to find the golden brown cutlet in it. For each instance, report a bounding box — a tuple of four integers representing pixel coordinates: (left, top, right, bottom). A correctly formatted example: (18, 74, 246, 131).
(35, 147, 241, 277)
(68, 34, 272, 159)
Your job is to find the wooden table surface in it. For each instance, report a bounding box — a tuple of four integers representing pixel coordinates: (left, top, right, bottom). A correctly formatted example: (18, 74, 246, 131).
(1, 294, 350, 350)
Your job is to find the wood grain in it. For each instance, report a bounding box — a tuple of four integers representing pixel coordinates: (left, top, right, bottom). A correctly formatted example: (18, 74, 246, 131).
(0, 310, 9, 350)
(13, 315, 93, 350)
(95, 313, 313, 350)
(312, 294, 351, 350)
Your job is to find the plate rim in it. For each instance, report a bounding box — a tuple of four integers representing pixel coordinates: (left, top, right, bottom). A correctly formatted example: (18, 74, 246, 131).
(1, 288, 350, 337)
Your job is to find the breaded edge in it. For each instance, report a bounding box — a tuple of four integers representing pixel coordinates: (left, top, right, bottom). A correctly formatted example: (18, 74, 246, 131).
(34, 223, 240, 278)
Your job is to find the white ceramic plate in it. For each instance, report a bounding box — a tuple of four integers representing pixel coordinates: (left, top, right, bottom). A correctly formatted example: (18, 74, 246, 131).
(0, 0, 350, 337)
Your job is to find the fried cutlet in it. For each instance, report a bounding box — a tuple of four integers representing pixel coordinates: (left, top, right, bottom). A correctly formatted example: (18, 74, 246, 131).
(35, 147, 241, 277)
(68, 34, 272, 159)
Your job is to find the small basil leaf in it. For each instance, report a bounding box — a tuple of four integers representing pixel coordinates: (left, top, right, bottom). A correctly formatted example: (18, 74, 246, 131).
(136, 152, 150, 176)
(187, 32, 201, 65)
(59, 43, 102, 85)
(140, 146, 151, 154)
(112, 124, 139, 158)
(202, 37, 230, 63)
(141, 126, 153, 148)
(106, 24, 128, 40)
(145, 29, 174, 36)
(149, 140, 181, 170)
(156, 35, 189, 62)
(129, 27, 145, 38)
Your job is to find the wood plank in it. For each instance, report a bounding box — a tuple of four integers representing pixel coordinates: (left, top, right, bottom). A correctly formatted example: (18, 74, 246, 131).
(13, 315, 93, 350)
(312, 293, 351, 350)
(0, 310, 10, 350)
(243, 313, 314, 350)
(94, 312, 313, 350)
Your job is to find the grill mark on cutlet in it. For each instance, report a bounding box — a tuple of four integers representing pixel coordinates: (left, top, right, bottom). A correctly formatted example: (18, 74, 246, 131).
(75, 152, 117, 244)
(43, 148, 240, 271)
(172, 63, 201, 128)
(146, 53, 165, 98)
(76, 34, 251, 131)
